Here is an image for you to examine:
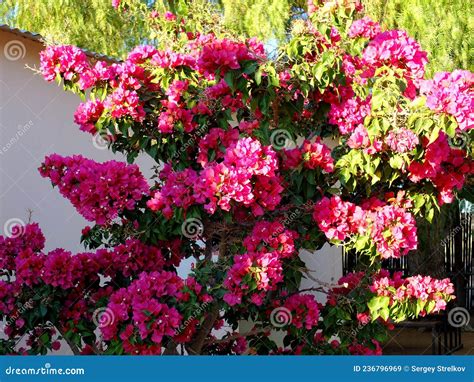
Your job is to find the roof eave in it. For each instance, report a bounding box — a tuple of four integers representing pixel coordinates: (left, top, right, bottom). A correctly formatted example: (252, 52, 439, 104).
(0, 24, 120, 63)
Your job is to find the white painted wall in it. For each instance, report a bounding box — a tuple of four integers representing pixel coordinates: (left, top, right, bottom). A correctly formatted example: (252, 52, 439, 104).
(0, 31, 154, 253)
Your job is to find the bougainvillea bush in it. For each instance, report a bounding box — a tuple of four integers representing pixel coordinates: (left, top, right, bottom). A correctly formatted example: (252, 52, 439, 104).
(1, 0, 473, 355)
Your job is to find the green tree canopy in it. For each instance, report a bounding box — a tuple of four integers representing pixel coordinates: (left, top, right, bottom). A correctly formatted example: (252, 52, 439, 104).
(0, 0, 151, 58)
(364, 0, 473, 76)
(1, 0, 471, 76)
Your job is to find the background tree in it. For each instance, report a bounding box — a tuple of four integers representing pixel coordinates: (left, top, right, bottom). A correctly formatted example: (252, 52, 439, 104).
(364, 0, 473, 77)
(0, 0, 152, 57)
(2, 0, 472, 75)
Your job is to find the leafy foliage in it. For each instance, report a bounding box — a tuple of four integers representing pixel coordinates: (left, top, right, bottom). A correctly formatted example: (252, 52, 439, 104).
(364, 0, 473, 76)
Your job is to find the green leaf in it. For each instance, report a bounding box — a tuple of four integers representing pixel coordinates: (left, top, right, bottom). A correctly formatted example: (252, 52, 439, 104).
(254, 68, 263, 86)
(413, 195, 425, 209)
(39, 304, 47, 317)
(313, 63, 325, 82)
(266, 65, 279, 87)
(428, 124, 440, 144)
(415, 299, 426, 316)
(389, 155, 404, 170)
(354, 235, 369, 251)
(380, 307, 390, 321)
(368, 296, 390, 320)
(243, 61, 258, 75)
(444, 118, 457, 137)
(371, 91, 384, 110)
(368, 296, 389, 311)
(321, 50, 335, 66)
(426, 208, 435, 223)
(224, 71, 236, 92)
(39, 333, 49, 344)
(306, 171, 317, 185)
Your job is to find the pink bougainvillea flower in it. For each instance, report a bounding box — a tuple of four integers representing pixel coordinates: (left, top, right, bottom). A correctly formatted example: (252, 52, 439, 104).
(39, 154, 149, 225)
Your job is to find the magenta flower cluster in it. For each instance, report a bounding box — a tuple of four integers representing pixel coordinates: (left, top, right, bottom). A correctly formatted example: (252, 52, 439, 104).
(148, 137, 283, 218)
(283, 138, 334, 172)
(73, 100, 105, 134)
(40, 45, 89, 83)
(28, 0, 472, 355)
(370, 269, 455, 314)
(197, 36, 265, 77)
(348, 17, 381, 39)
(102, 271, 212, 354)
(408, 132, 473, 204)
(420, 70, 474, 131)
(328, 96, 371, 135)
(384, 128, 419, 153)
(0, 223, 45, 271)
(363, 30, 428, 97)
(0, 222, 204, 353)
(41, 47, 157, 134)
(312, 196, 365, 241)
(367, 203, 418, 259)
(41, 35, 265, 137)
(313, 195, 418, 259)
(101, 271, 184, 353)
(39, 154, 149, 225)
(281, 294, 320, 330)
(0, 225, 168, 293)
(223, 221, 299, 306)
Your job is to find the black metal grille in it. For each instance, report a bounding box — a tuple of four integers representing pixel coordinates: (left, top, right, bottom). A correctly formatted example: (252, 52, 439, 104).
(342, 207, 474, 311)
(444, 212, 474, 311)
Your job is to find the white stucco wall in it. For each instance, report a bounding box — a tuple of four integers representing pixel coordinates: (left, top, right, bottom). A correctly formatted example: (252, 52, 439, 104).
(0, 31, 155, 253)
